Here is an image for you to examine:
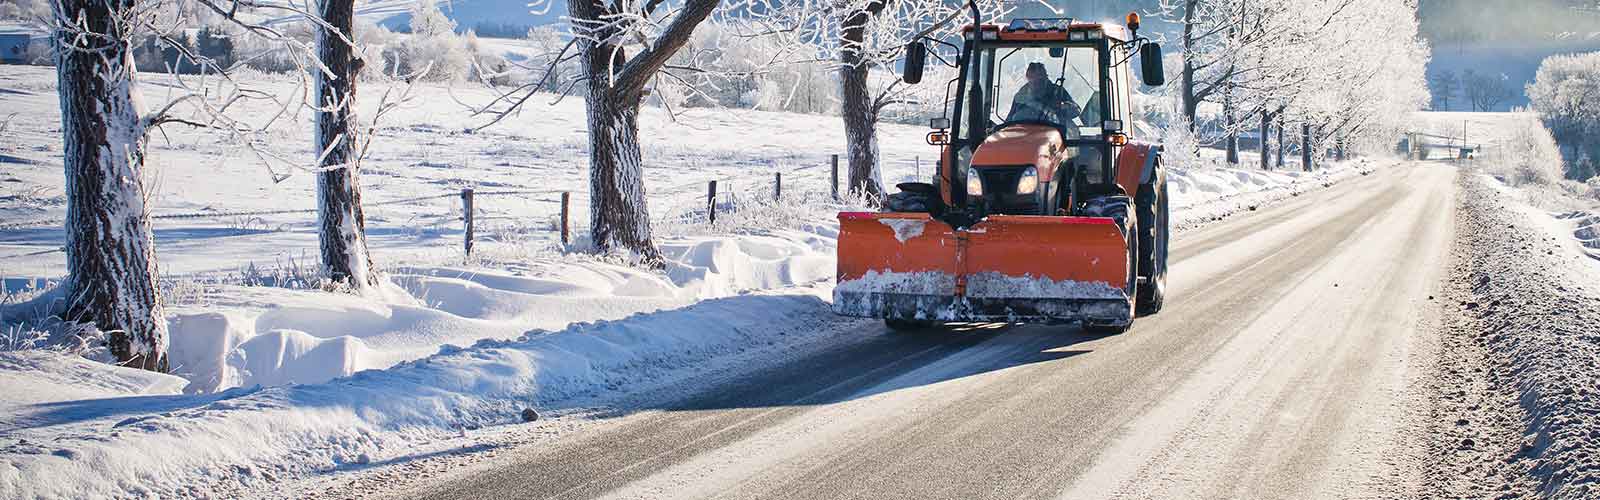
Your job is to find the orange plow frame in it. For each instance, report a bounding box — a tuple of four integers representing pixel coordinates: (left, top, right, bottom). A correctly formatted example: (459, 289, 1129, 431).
(833, 212, 1134, 324)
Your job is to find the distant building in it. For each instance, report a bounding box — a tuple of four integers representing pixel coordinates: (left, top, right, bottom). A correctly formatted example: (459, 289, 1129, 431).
(0, 27, 47, 65)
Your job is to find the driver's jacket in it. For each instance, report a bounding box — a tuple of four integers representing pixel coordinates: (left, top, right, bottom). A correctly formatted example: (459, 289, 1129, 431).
(1007, 81, 1082, 125)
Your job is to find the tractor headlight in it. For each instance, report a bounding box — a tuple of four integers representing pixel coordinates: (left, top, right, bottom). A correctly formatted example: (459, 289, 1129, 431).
(966, 167, 983, 197)
(1016, 167, 1038, 195)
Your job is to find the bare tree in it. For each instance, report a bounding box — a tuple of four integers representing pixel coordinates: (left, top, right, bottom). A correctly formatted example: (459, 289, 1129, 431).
(567, 0, 719, 265)
(817, 0, 1005, 201)
(836, 0, 889, 201)
(1463, 69, 1514, 112)
(38, 0, 399, 369)
(313, 0, 379, 291)
(50, 0, 168, 371)
(1429, 69, 1459, 111)
(459, 0, 736, 265)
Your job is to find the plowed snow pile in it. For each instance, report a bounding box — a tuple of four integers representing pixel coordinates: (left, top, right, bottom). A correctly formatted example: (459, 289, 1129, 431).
(1429, 174, 1600, 499)
(0, 286, 864, 498)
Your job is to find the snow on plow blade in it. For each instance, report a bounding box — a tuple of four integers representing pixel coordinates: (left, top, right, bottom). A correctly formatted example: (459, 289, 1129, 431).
(833, 212, 1132, 324)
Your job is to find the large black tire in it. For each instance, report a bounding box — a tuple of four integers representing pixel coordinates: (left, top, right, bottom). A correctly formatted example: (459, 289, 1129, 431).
(1136, 176, 1169, 316)
(1080, 196, 1137, 335)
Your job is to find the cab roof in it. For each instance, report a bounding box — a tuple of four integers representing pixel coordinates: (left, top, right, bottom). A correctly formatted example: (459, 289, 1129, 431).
(962, 18, 1132, 43)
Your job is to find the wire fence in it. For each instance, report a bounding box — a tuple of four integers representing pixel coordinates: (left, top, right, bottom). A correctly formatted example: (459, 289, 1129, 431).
(0, 154, 886, 261)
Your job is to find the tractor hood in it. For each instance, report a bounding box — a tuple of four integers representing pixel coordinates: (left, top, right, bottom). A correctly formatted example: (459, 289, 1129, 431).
(971, 124, 1063, 175)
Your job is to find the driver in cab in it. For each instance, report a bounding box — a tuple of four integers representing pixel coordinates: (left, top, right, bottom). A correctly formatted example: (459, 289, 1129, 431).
(1007, 62, 1082, 127)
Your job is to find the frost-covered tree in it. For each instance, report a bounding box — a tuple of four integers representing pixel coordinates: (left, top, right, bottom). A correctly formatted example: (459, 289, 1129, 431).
(313, 0, 381, 291)
(756, 0, 1004, 200)
(1527, 51, 1600, 178)
(1, 0, 49, 21)
(1429, 69, 1459, 111)
(523, 25, 573, 92)
(49, 0, 168, 371)
(464, 0, 720, 264)
(567, 0, 721, 264)
(1463, 69, 1514, 111)
(1158, 0, 1428, 168)
(652, 22, 837, 114)
(407, 0, 455, 37)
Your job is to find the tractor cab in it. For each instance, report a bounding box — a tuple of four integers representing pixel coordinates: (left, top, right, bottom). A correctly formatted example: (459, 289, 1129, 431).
(901, 14, 1165, 223)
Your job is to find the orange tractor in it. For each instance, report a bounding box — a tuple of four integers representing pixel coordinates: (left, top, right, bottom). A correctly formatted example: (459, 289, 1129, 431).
(833, 8, 1169, 334)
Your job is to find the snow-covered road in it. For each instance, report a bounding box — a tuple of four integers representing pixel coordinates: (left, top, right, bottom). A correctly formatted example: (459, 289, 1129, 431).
(303, 162, 1460, 499)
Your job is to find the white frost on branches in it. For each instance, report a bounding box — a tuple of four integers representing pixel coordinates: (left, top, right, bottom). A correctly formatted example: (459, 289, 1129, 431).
(1527, 51, 1600, 179)
(1156, 0, 1430, 166)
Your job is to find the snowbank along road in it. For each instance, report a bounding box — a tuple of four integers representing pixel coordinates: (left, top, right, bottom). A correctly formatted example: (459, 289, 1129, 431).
(326, 161, 1457, 499)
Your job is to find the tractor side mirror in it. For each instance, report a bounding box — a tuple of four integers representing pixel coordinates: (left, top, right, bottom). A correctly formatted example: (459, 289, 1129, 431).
(1140, 42, 1165, 86)
(930, 117, 950, 129)
(903, 41, 927, 84)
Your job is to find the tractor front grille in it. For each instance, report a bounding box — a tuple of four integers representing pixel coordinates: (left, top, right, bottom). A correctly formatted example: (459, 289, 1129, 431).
(976, 167, 1042, 215)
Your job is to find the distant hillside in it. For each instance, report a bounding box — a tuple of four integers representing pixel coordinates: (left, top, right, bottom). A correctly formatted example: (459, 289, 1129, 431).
(1418, 0, 1600, 111)
(368, 0, 566, 36)
(1419, 0, 1600, 45)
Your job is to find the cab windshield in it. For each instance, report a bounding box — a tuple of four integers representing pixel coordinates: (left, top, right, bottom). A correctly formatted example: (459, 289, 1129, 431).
(979, 43, 1103, 138)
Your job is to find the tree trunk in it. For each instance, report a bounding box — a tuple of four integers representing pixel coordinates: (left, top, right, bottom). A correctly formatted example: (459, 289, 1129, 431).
(839, 63, 883, 202)
(573, 26, 663, 265)
(837, 4, 885, 203)
(582, 84, 662, 265)
(1276, 115, 1285, 168)
(1259, 111, 1271, 170)
(1224, 92, 1238, 164)
(54, 0, 168, 371)
(1180, 0, 1199, 130)
(1302, 123, 1314, 172)
(560, 0, 715, 267)
(1223, 14, 1238, 165)
(315, 0, 380, 291)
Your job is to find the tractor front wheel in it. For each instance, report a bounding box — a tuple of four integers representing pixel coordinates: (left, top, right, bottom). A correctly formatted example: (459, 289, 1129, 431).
(1137, 177, 1169, 316)
(1082, 196, 1138, 335)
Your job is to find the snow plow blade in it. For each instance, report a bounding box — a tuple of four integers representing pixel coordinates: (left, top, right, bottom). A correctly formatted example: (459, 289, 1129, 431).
(833, 212, 1132, 324)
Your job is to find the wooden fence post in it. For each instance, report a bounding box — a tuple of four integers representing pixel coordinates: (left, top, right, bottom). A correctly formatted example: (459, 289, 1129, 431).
(774, 172, 782, 201)
(830, 154, 839, 201)
(707, 180, 718, 224)
(461, 188, 475, 260)
(559, 191, 570, 245)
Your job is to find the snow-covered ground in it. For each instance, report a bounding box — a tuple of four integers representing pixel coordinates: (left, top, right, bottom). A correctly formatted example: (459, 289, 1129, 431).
(1404, 110, 1600, 498)
(1427, 173, 1600, 498)
(0, 63, 1374, 497)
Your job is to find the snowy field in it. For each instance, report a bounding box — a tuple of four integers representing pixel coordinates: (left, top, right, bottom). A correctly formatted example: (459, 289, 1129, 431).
(1, 63, 1371, 497)
(1410, 111, 1600, 257)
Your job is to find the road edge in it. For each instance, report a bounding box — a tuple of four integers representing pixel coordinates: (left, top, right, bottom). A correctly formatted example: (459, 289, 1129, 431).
(1423, 172, 1600, 498)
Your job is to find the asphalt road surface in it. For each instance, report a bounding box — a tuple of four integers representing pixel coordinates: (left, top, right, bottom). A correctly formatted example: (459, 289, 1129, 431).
(382, 162, 1456, 500)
